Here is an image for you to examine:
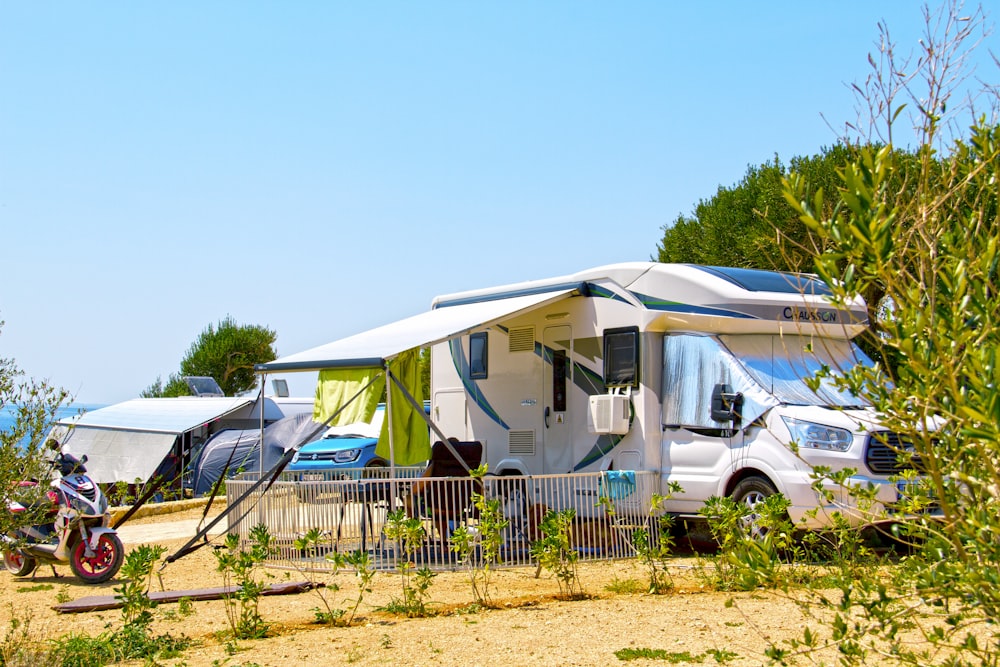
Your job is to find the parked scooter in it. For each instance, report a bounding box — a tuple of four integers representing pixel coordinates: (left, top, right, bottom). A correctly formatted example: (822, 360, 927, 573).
(2, 442, 124, 584)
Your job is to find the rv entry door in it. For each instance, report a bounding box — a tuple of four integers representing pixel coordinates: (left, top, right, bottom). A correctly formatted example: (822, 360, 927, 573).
(543, 325, 573, 473)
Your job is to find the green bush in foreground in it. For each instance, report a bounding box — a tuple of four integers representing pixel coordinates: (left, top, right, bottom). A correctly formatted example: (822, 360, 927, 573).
(450, 465, 509, 607)
(214, 525, 275, 641)
(772, 4, 1000, 664)
(44, 545, 191, 667)
(531, 507, 585, 599)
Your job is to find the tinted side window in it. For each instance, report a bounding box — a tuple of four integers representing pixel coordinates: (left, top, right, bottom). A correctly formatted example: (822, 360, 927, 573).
(603, 327, 639, 387)
(470, 332, 488, 379)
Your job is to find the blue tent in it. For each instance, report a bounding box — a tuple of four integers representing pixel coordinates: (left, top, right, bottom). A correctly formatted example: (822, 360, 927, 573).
(188, 413, 321, 496)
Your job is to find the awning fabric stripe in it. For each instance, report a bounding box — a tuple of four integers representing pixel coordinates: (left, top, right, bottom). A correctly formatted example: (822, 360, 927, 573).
(257, 288, 578, 373)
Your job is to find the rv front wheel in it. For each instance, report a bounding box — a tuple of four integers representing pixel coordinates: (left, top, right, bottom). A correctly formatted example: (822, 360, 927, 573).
(730, 476, 778, 541)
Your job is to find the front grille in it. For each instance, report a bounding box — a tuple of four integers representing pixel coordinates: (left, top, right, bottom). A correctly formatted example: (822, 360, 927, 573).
(865, 431, 923, 474)
(307, 453, 339, 461)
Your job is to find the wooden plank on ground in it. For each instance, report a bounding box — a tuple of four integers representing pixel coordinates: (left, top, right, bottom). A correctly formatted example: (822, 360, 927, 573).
(52, 581, 322, 613)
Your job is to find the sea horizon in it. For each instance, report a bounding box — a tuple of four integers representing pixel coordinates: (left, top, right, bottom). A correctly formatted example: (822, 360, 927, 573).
(0, 402, 107, 447)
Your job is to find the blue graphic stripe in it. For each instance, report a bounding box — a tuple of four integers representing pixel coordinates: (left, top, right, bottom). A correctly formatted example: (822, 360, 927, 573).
(573, 434, 623, 471)
(587, 283, 632, 304)
(632, 291, 756, 319)
(449, 340, 509, 429)
(450, 330, 629, 471)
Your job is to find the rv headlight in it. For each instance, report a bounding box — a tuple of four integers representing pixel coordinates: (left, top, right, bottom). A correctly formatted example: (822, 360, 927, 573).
(333, 448, 362, 464)
(782, 417, 853, 452)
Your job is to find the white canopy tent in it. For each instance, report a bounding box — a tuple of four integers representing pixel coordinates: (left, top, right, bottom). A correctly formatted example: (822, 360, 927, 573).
(52, 397, 254, 484)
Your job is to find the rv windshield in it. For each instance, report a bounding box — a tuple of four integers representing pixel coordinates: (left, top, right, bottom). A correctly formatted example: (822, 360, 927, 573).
(720, 334, 873, 408)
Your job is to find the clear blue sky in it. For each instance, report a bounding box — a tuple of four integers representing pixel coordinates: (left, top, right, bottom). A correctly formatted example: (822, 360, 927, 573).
(1, 2, 995, 404)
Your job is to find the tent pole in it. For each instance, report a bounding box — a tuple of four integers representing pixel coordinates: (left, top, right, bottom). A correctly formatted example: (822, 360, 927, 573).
(385, 361, 396, 480)
(259, 373, 266, 481)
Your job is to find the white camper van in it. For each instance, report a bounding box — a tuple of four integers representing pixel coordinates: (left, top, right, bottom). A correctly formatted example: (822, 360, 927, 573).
(429, 262, 906, 528)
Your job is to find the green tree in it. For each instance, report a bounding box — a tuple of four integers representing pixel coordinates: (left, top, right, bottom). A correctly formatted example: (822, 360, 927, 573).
(419, 347, 431, 398)
(140, 373, 188, 398)
(1, 320, 70, 537)
(142, 316, 277, 397)
(656, 145, 887, 273)
(656, 142, 922, 371)
(774, 3, 1000, 663)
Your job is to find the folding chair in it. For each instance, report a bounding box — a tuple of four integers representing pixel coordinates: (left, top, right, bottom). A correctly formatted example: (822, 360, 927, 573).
(408, 439, 483, 543)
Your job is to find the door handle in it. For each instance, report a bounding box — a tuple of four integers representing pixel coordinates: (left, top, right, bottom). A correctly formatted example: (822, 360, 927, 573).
(544, 406, 550, 428)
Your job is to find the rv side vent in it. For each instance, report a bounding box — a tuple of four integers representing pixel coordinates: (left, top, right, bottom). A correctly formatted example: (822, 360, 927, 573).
(508, 327, 535, 353)
(508, 430, 536, 456)
(588, 394, 631, 435)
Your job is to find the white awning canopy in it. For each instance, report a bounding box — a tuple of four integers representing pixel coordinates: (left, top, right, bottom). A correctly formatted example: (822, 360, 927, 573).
(52, 397, 254, 484)
(258, 287, 580, 373)
(57, 428, 178, 485)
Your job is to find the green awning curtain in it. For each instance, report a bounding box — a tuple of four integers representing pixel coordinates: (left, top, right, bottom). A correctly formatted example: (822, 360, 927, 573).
(375, 348, 431, 466)
(313, 368, 383, 425)
(312, 350, 430, 466)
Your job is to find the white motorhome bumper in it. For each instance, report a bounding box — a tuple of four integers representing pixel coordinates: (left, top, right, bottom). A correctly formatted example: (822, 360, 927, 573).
(781, 470, 904, 529)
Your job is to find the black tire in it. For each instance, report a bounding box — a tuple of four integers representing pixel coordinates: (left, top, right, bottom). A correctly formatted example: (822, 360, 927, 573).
(730, 476, 779, 541)
(3, 548, 37, 577)
(69, 533, 124, 584)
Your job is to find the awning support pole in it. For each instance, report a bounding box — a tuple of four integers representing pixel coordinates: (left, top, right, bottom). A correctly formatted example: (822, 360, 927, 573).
(384, 361, 396, 481)
(259, 375, 266, 482)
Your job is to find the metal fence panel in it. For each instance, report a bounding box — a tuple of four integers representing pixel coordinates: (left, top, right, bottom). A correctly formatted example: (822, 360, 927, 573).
(225, 470, 661, 572)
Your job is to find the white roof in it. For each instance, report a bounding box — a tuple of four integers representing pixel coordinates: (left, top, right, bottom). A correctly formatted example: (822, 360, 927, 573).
(321, 406, 384, 439)
(259, 288, 578, 373)
(57, 397, 254, 434)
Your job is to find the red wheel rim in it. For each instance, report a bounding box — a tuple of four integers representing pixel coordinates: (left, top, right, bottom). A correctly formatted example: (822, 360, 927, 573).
(73, 536, 116, 576)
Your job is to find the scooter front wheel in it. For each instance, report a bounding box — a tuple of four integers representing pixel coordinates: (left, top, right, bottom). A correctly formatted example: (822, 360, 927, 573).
(3, 548, 37, 577)
(70, 533, 124, 584)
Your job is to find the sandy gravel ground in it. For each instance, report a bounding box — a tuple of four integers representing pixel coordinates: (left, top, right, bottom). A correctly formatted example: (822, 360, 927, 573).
(1, 505, 830, 667)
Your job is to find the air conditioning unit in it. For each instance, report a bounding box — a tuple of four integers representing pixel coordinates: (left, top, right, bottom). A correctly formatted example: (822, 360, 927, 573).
(588, 394, 631, 435)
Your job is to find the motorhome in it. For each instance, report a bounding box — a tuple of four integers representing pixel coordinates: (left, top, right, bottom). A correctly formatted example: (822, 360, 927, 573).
(257, 262, 912, 529)
(426, 262, 904, 528)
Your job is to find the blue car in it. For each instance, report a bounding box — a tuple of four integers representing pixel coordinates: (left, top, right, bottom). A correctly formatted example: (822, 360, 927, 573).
(289, 433, 384, 480)
(288, 409, 385, 481)
(287, 403, 429, 481)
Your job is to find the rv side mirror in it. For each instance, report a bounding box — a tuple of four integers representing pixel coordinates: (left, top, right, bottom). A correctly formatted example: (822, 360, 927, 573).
(711, 383, 742, 424)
